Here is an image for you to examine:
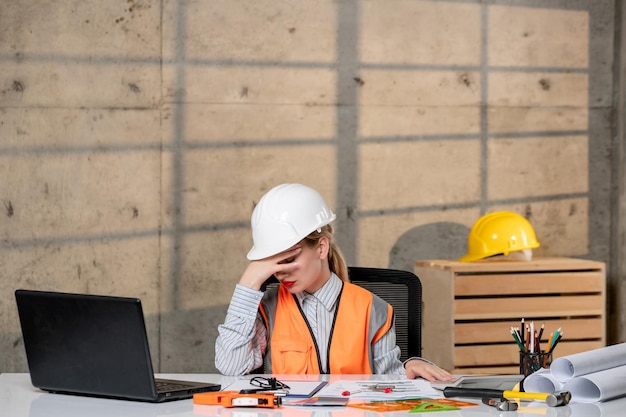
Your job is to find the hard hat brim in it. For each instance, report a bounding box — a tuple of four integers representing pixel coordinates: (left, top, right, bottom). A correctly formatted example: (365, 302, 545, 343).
(459, 242, 540, 262)
(246, 214, 336, 261)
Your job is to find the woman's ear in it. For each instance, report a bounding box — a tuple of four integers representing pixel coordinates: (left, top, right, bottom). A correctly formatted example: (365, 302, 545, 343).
(318, 236, 330, 259)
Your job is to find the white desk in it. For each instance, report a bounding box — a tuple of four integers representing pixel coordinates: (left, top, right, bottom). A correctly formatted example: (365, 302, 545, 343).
(2, 373, 625, 417)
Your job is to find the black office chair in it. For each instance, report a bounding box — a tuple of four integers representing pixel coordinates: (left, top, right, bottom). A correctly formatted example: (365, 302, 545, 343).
(347, 267, 422, 361)
(260, 267, 422, 362)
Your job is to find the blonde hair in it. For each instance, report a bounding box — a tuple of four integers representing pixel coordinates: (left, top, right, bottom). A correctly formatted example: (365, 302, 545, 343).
(303, 224, 349, 282)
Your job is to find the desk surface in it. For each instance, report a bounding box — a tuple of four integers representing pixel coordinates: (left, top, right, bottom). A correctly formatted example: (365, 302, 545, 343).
(2, 373, 625, 417)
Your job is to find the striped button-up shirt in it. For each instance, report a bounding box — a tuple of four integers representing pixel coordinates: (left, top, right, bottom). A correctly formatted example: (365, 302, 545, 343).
(215, 273, 406, 375)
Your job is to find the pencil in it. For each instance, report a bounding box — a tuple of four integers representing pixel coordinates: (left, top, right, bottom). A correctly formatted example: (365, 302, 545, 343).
(511, 328, 525, 352)
(537, 323, 545, 344)
(513, 326, 522, 344)
(550, 333, 563, 353)
(545, 332, 554, 353)
(550, 327, 562, 351)
(534, 330, 541, 354)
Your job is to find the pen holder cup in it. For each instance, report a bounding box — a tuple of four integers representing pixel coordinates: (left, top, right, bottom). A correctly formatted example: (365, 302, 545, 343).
(519, 351, 553, 378)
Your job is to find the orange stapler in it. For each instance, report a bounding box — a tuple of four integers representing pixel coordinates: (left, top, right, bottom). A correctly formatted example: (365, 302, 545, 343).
(193, 390, 282, 408)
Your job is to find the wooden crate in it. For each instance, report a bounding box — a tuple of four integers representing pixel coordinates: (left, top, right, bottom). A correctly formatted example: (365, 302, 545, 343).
(415, 257, 606, 374)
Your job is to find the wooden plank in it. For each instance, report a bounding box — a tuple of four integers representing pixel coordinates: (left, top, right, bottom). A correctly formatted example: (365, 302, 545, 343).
(455, 295, 604, 320)
(417, 266, 455, 370)
(454, 340, 604, 367)
(454, 272, 604, 296)
(416, 257, 605, 274)
(454, 318, 604, 344)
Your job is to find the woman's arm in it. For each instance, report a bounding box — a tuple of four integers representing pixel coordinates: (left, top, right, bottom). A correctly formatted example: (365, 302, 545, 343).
(371, 326, 405, 374)
(216, 246, 304, 375)
(214, 284, 267, 375)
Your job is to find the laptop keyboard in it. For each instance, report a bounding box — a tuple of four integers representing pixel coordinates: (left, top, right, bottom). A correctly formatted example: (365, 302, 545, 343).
(155, 380, 194, 392)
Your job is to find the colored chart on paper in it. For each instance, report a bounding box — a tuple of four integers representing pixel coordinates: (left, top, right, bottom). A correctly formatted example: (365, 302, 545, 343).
(347, 398, 478, 412)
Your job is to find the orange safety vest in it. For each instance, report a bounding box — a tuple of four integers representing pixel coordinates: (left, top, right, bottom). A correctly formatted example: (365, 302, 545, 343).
(258, 280, 394, 374)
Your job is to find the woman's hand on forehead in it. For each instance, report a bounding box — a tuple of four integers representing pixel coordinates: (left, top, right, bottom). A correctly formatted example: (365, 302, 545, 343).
(239, 246, 302, 290)
(277, 244, 302, 264)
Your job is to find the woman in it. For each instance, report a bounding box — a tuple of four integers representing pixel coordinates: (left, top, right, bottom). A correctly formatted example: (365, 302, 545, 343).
(215, 183, 454, 381)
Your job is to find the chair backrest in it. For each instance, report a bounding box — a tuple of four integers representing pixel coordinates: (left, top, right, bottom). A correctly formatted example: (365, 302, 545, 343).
(260, 267, 422, 362)
(347, 267, 422, 361)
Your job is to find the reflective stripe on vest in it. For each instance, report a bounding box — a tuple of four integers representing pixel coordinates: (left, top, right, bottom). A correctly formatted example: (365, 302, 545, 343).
(259, 281, 394, 374)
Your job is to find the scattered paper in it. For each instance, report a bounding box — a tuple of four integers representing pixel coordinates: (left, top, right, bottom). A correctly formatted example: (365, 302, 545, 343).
(316, 379, 440, 400)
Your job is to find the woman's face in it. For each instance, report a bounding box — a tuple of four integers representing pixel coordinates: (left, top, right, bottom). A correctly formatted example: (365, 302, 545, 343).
(274, 236, 330, 294)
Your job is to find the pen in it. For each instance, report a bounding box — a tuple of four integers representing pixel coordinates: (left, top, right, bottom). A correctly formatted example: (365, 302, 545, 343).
(240, 388, 289, 396)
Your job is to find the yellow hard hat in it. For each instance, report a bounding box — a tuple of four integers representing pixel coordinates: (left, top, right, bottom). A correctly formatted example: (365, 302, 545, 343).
(459, 211, 540, 262)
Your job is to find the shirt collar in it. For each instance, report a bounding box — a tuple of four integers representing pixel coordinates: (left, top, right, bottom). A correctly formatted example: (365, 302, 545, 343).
(296, 272, 342, 312)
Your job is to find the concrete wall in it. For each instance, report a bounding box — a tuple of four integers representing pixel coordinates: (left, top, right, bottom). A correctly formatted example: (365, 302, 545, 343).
(1, 0, 621, 373)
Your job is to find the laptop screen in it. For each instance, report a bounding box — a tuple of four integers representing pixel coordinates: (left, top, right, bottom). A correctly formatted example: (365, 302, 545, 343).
(16, 289, 159, 400)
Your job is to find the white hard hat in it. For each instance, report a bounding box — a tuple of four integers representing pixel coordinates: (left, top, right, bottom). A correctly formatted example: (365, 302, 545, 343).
(247, 183, 336, 260)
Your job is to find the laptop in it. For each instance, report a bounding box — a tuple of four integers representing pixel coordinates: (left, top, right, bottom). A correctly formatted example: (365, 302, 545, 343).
(15, 289, 221, 402)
